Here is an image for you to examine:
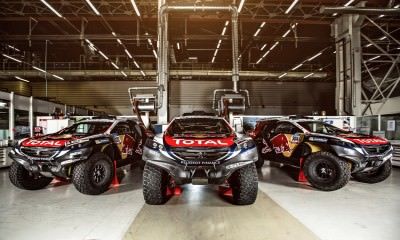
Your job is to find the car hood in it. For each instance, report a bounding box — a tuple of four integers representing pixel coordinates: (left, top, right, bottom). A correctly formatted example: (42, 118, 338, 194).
(335, 133, 389, 145)
(163, 133, 235, 148)
(20, 133, 106, 148)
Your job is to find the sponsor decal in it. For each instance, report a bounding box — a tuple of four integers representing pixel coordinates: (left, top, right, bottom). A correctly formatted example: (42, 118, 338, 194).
(291, 133, 301, 144)
(270, 134, 291, 154)
(261, 139, 273, 154)
(165, 136, 234, 147)
(22, 139, 68, 148)
(122, 134, 135, 155)
(346, 138, 388, 145)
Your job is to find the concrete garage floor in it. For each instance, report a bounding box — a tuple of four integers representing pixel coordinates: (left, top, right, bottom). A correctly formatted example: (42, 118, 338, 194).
(0, 164, 399, 240)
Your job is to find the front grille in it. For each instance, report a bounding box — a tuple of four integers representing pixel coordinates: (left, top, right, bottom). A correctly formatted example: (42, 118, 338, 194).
(171, 147, 229, 162)
(362, 144, 391, 155)
(393, 143, 400, 163)
(21, 147, 59, 158)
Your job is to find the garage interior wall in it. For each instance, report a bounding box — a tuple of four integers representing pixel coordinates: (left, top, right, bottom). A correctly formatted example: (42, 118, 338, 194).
(0, 81, 31, 96)
(4, 80, 336, 117)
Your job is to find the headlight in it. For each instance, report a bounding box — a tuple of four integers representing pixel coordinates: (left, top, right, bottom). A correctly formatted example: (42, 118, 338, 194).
(145, 139, 165, 151)
(329, 138, 356, 149)
(236, 139, 255, 150)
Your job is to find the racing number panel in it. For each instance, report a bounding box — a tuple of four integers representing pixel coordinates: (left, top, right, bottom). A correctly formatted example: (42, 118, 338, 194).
(260, 122, 305, 165)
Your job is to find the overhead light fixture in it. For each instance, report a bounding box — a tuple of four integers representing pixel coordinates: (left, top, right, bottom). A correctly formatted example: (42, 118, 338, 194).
(378, 14, 385, 18)
(225, 20, 229, 26)
(211, 56, 216, 63)
(379, 36, 387, 40)
(368, 55, 381, 61)
(40, 0, 63, 18)
(253, 22, 266, 37)
(221, 26, 228, 36)
(256, 58, 262, 64)
(85, 0, 100, 16)
(121, 71, 127, 77)
(98, 50, 109, 60)
(117, 39, 122, 45)
(213, 49, 219, 57)
(111, 32, 116, 37)
(304, 73, 314, 79)
(307, 52, 322, 61)
(52, 74, 64, 80)
(152, 49, 158, 59)
(111, 62, 119, 69)
(262, 50, 271, 58)
(125, 49, 133, 59)
(282, 29, 291, 38)
(291, 63, 303, 71)
(85, 39, 94, 46)
(88, 44, 97, 52)
(177, 42, 180, 50)
(133, 61, 140, 69)
(270, 41, 279, 51)
(365, 43, 373, 47)
(285, 0, 299, 14)
(130, 0, 141, 17)
(260, 43, 267, 51)
(344, 0, 355, 7)
(33, 66, 46, 73)
(15, 76, 29, 83)
(2, 53, 22, 63)
(238, 0, 246, 13)
(395, 4, 400, 8)
(278, 73, 288, 79)
(7, 45, 20, 52)
(140, 70, 146, 77)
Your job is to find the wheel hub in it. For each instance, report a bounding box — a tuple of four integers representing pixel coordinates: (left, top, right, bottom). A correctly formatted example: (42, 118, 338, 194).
(93, 164, 106, 183)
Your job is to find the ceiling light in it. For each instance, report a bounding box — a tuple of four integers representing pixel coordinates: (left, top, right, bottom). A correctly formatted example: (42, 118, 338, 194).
(40, 0, 62, 18)
(344, 0, 355, 7)
(225, 21, 229, 26)
(133, 61, 140, 68)
(256, 58, 263, 64)
(121, 71, 127, 77)
(15, 76, 29, 83)
(368, 55, 381, 61)
(307, 52, 322, 61)
(140, 70, 146, 77)
(117, 39, 122, 45)
(111, 62, 119, 69)
(130, 0, 141, 17)
(253, 28, 261, 37)
(52, 74, 64, 80)
(211, 56, 216, 63)
(88, 44, 97, 52)
(125, 49, 133, 59)
(282, 29, 291, 38)
(260, 43, 267, 51)
(291, 63, 303, 71)
(152, 50, 158, 59)
(177, 42, 180, 50)
(365, 43, 373, 47)
(278, 73, 288, 78)
(395, 4, 400, 8)
(379, 36, 387, 40)
(85, 39, 94, 46)
(378, 14, 385, 18)
(7, 45, 20, 52)
(221, 26, 227, 36)
(285, 0, 299, 14)
(262, 50, 271, 58)
(112, 32, 116, 37)
(85, 0, 100, 16)
(2, 53, 22, 63)
(33, 66, 46, 73)
(304, 73, 314, 79)
(270, 42, 279, 51)
(238, 0, 246, 13)
(98, 51, 109, 60)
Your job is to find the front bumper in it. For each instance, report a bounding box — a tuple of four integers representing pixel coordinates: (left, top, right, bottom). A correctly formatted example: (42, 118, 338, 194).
(142, 146, 258, 185)
(9, 147, 92, 177)
(331, 145, 393, 173)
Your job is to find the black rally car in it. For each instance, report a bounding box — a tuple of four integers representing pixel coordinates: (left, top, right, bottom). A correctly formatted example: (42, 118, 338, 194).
(250, 119, 393, 191)
(142, 116, 259, 205)
(9, 119, 148, 195)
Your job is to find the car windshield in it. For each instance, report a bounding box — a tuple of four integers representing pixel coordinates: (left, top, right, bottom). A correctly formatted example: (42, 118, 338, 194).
(168, 118, 232, 135)
(298, 121, 350, 135)
(59, 122, 112, 136)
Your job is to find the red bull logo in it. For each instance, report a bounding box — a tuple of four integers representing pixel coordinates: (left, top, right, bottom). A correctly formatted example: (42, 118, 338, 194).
(270, 134, 291, 154)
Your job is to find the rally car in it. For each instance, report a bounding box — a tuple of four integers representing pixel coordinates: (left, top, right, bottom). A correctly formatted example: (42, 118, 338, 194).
(9, 119, 148, 195)
(251, 119, 393, 191)
(142, 116, 258, 205)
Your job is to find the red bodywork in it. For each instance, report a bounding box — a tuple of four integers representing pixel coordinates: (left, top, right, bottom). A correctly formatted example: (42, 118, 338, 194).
(338, 133, 389, 145)
(21, 134, 80, 148)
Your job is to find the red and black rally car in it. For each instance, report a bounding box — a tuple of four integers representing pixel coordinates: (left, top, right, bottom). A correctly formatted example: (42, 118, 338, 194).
(142, 116, 258, 205)
(8, 119, 148, 195)
(251, 119, 393, 191)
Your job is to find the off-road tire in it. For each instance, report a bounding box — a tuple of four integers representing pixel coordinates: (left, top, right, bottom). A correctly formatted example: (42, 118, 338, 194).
(9, 162, 53, 190)
(303, 152, 351, 191)
(143, 163, 168, 205)
(229, 163, 258, 205)
(72, 153, 114, 195)
(352, 160, 392, 183)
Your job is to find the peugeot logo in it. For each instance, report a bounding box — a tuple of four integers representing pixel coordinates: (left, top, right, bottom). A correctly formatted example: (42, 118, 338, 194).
(197, 152, 206, 159)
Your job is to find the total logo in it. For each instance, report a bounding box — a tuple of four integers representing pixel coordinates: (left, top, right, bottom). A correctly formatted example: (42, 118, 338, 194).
(23, 140, 67, 147)
(174, 139, 229, 146)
